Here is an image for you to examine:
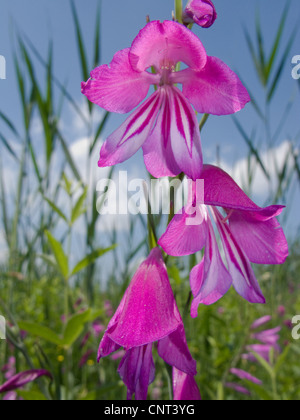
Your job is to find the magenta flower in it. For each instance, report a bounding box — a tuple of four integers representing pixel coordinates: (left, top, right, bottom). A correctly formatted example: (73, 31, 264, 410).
(0, 370, 52, 395)
(225, 382, 251, 396)
(183, 0, 217, 28)
(97, 248, 197, 400)
(159, 165, 288, 315)
(250, 316, 272, 330)
(82, 20, 250, 181)
(173, 368, 201, 400)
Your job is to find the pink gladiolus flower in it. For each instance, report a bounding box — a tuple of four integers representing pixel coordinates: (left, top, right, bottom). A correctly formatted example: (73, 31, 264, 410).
(183, 0, 217, 28)
(0, 370, 52, 394)
(82, 21, 250, 181)
(252, 327, 281, 346)
(173, 368, 201, 400)
(159, 165, 288, 315)
(97, 248, 197, 400)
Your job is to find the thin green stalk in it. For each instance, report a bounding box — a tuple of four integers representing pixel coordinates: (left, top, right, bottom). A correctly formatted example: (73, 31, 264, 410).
(175, 0, 183, 23)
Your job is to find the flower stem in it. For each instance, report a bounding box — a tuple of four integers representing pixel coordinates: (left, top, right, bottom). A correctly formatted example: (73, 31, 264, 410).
(175, 0, 183, 23)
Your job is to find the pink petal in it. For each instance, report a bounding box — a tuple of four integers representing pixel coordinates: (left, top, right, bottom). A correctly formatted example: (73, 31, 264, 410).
(253, 327, 281, 345)
(158, 205, 208, 257)
(183, 0, 217, 28)
(250, 316, 272, 330)
(168, 87, 203, 181)
(213, 208, 266, 304)
(118, 344, 155, 400)
(229, 211, 288, 265)
(157, 324, 197, 377)
(142, 87, 182, 178)
(98, 91, 161, 167)
(230, 368, 262, 385)
(190, 214, 232, 314)
(225, 382, 251, 396)
(0, 370, 52, 394)
(81, 48, 156, 114)
(177, 57, 250, 115)
(173, 368, 201, 400)
(129, 21, 207, 72)
(108, 248, 182, 348)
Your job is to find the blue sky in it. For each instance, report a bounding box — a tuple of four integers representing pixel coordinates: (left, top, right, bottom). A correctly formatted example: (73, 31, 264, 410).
(0, 0, 299, 245)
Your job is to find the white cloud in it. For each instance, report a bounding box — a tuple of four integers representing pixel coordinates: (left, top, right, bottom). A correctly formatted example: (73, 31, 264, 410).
(219, 140, 296, 200)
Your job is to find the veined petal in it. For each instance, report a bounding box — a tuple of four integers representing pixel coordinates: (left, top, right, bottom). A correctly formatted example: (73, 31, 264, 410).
(183, 0, 217, 28)
(118, 344, 155, 401)
(98, 91, 162, 168)
(143, 87, 181, 178)
(81, 49, 157, 114)
(229, 211, 288, 265)
(129, 21, 207, 72)
(173, 368, 201, 401)
(213, 208, 266, 304)
(158, 324, 197, 376)
(190, 213, 232, 315)
(158, 205, 208, 257)
(108, 248, 181, 348)
(169, 87, 203, 181)
(178, 57, 250, 115)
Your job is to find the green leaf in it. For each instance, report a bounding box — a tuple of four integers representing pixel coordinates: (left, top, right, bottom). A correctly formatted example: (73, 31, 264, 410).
(71, 187, 88, 225)
(244, 380, 273, 401)
(45, 230, 69, 278)
(44, 197, 68, 223)
(63, 309, 91, 348)
(249, 350, 275, 379)
(71, 245, 117, 276)
(70, 0, 89, 82)
(17, 390, 48, 401)
(18, 321, 63, 346)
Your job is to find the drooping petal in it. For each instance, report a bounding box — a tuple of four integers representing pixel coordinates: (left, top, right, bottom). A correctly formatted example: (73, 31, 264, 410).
(168, 87, 203, 181)
(97, 289, 129, 361)
(0, 370, 52, 394)
(225, 382, 251, 396)
(250, 316, 272, 330)
(158, 204, 207, 257)
(98, 91, 162, 168)
(190, 213, 232, 314)
(108, 248, 181, 348)
(253, 327, 281, 345)
(200, 165, 285, 219)
(213, 208, 266, 304)
(173, 368, 201, 400)
(129, 21, 207, 72)
(230, 368, 262, 385)
(118, 344, 155, 401)
(177, 57, 250, 115)
(142, 87, 182, 178)
(183, 0, 217, 28)
(81, 48, 157, 114)
(157, 324, 197, 377)
(229, 211, 288, 265)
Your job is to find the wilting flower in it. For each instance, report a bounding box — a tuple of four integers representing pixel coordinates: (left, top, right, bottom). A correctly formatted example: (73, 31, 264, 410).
(82, 20, 250, 181)
(0, 370, 52, 396)
(183, 0, 217, 28)
(159, 165, 288, 316)
(97, 248, 197, 400)
(173, 368, 201, 400)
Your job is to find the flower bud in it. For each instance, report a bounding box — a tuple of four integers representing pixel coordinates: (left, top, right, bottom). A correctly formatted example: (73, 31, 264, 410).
(183, 0, 217, 28)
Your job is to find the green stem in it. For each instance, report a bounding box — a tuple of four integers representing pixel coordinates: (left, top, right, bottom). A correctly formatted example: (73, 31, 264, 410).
(175, 0, 183, 23)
